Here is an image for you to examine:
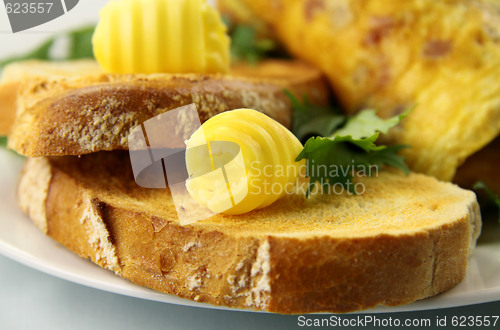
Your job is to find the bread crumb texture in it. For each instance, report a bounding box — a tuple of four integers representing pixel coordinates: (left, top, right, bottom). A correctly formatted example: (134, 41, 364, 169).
(17, 157, 52, 234)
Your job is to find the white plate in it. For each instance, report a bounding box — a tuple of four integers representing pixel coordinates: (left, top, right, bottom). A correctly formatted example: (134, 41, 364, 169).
(1, 148, 500, 314)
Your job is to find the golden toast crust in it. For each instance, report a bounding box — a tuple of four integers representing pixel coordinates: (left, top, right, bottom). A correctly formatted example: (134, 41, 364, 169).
(0, 60, 103, 136)
(7, 60, 329, 156)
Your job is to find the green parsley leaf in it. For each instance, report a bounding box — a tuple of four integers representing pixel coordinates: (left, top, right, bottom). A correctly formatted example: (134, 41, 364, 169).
(0, 136, 24, 157)
(221, 15, 232, 29)
(68, 25, 96, 60)
(473, 181, 500, 222)
(296, 134, 410, 196)
(0, 38, 55, 68)
(296, 108, 412, 197)
(333, 107, 413, 139)
(285, 90, 345, 142)
(0, 25, 96, 69)
(230, 25, 276, 65)
(0, 136, 7, 148)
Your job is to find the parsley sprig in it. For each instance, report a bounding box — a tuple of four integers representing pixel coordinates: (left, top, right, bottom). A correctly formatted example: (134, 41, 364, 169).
(0, 25, 95, 69)
(223, 15, 280, 65)
(288, 93, 412, 196)
(473, 181, 500, 222)
(230, 25, 276, 65)
(285, 90, 345, 141)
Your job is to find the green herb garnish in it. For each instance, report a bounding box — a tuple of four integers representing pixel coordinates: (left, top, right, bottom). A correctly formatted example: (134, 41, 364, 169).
(473, 181, 500, 222)
(333, 107, 413, 139)
(0, 25, 95, 69)
(223, 15, 278, 65)
(285, 90, 345, 141)
(67, 25, 96, 60)
(296, 134, 410, 196)
(0, 136, 7, 148)
(288, 93, 412, 196)
(0, 38, 55, 68)
(230, 25, 276, 65)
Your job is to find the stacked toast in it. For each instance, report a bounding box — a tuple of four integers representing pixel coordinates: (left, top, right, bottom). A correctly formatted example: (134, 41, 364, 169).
(2, 59, 481, 313)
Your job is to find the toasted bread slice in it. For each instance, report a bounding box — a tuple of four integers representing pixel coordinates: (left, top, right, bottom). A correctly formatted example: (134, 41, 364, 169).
(18, 151, 481, 313)
(232, 0, 500, 182)
(5, 59, 329, 156)
(0, 60, 102, 136)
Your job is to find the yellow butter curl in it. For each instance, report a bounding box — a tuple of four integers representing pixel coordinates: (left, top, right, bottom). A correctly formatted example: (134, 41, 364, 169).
(92, 0, 230, 74)
(185, 109, 304, 215)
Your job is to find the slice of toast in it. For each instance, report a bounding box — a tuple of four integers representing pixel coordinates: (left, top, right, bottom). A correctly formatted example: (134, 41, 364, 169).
(17, 150, 481, 314)
(0, 60, 102, 136)
(5, 59, 329, 156)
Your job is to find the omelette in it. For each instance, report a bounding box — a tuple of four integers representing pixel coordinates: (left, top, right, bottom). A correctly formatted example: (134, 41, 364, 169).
(220, 0, 500, 182)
